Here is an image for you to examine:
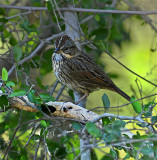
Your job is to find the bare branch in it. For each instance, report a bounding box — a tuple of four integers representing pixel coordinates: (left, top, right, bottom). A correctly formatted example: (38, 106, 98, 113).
(92, 113, 155, 133)
(0, 5, 47, 11)
(1, 5, 157, 15)
(8, 32, 64, 76)
(8, 96, 100, 123)
(105, 51, 157, 87)
(55, 85, 65, 100)
(2, 118, 46, 160)
(50, 80, 59, 96)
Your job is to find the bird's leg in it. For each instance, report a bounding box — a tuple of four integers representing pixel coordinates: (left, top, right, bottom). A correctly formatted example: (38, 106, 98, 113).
(75, 93, 88, 105)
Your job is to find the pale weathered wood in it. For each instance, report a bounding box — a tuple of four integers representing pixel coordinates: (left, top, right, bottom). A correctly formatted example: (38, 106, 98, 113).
(9, 96, 100, 123)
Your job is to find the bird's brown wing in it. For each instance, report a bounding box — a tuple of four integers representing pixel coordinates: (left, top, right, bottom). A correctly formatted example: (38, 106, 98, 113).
(69, 70, 116, 91)
(66, 53, 130, 101)
(68, 55, 117, 92)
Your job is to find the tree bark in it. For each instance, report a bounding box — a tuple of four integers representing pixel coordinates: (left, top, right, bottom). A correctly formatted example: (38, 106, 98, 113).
(64, 5, 91, 160)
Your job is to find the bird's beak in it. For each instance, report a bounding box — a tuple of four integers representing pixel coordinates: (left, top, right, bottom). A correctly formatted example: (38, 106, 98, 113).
(54, 47, 61, 54)
(54, 47, 59, 53)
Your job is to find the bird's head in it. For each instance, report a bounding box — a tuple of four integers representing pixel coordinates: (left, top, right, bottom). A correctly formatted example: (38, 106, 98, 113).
(54, 35, 78, 58)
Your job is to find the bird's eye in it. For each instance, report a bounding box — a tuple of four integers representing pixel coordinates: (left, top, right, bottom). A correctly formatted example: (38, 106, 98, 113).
(65, 47, 69, 51)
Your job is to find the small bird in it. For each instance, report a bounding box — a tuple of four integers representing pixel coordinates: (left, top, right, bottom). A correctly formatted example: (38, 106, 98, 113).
(52, 35, 130, 103)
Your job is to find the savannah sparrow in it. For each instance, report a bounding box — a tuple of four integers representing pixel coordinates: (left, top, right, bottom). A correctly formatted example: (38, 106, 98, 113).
(52, 35, 130, 102)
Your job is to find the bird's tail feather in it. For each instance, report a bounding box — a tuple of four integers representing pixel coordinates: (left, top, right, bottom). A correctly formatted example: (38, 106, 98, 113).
(115, 88, 131, 101)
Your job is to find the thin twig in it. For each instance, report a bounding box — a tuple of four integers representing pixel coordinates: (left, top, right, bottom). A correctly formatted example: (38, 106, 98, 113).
(135, 78, 143, 107)
(90, 93, 157, 111)
(55, 85, 65, 101)
(80, 15, 94, 24)
(50, 0, 62, 30)
(50, 80, 59, 96)
(43, 130, 51, 159)
(91, 113, 155, 133)
(122, 0, 157, 33)
(1, 5, 157, 15)
(0, 5, 47, 11)
(2, 118, 47, 160)
(105, 51, 157, 87)
(24, 123, 40, 148)
(0, 36, 37, 58)
(34, 137, 42, 160)
(8, 32, 64, 76)
(6, 10, 32, 19)
(53, 0, 64, 19)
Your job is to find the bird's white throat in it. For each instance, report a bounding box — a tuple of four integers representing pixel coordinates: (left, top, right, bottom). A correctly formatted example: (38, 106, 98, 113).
(53, 53, 63, 61)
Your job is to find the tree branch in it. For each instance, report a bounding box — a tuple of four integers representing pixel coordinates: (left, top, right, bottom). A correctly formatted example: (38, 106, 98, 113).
(92, 113, 155, 133)
(8, 96, 100, 123)
(105, 51, 157, 87)
(1, 5, 157, 15)
(8, 32, 64, 76)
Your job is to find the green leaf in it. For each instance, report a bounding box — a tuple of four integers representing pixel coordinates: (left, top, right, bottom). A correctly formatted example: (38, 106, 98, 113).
(123, 153, 130, 160)
(2, 67, 8, 81)
(102, 93, 110, 111)
(102, 117, 111, 125)
(39, 93, 55, 102)
(40, 120, 48, 127)
(110, 149, 117, 158)
(27, 90, 37, 103)
(0, 25, 4, 31)
(140, 147, 153, 156)
(9, 89, 26, 97)
(143, 102, 154, 117)
(31, 0, 42, 6)
(86, 122, 102, 138)
(20, 148, 28, 160)
(3, 30, 10, 38)
(36, 111, 44, 118)
(20, 21, 38, 34)
(94, 14, 100, 21)
(0, 18, 8, 23)
(68, 89, 74, 100)
(151, 116, 157, 123)
(30, 55, 40, 68)
(1, 87, 5, 93)
(114, 120, 126, 128)
(101, 155, 114, 160)
(108, 73, 119, 79)
(130, 96, 142, 114)
(6, 81, 15, 87)
(47, 140, 67, 159)
(23, 63, 30, 75)
(46, 1, 53, 12)
(153, 146, 157, 158)
(9, 35, 18, 46)
(40, 48, 53, 75)
(72, 121, 82, 130)
(13, 45, 23, 61)
(0, 8, 5, 15)
(0, 95, 8, 110)
(91, 28, 109, 41)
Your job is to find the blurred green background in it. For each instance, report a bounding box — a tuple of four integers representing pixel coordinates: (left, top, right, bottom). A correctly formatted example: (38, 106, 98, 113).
(0, 0, 157, 159)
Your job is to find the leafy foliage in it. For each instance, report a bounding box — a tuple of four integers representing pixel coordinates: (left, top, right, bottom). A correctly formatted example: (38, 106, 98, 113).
(13, 45, 23, 61)
(2, 67, 8, 81)
(102, 93, 110, 111)
(9, 89, 27, 97)
(86, 122, 102, 138)
(130, 95, 142, 114)
(0, 0, 156, 159)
